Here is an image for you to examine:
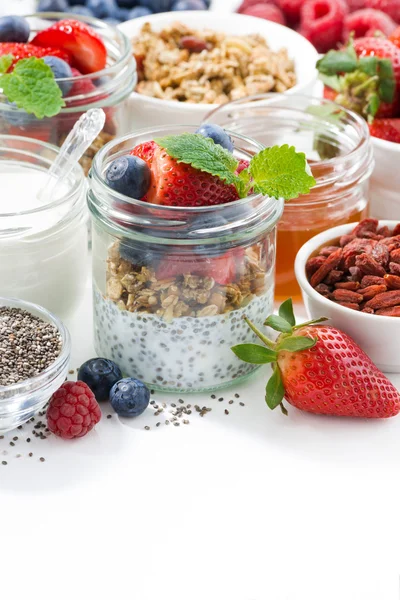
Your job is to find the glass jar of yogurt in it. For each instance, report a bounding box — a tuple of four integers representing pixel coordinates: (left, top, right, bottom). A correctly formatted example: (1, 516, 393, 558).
(0, 134, 88, 319)
(0, 13, 136, 176)
(88, 127, 284, 393)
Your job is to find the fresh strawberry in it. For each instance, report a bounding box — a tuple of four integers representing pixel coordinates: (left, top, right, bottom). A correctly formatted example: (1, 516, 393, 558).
(156, 251, 237, 285)
(236, 159, 250, 174)
(389, 26, 400, 51)
(344, 9, 397, 40)
(131, 142, 239, 207)
(66, 67, 98, 105)
(31, 19, 107, 75)
(232, 299, 400, 418)
(0, 42, 70, 67)
(300, 0, 347, 54)
(369, 118, 400, 142)
(364, 0, 400, 24)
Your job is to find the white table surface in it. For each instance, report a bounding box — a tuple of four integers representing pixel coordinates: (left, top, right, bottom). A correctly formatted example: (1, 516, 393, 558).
(1, 1, 400, 598)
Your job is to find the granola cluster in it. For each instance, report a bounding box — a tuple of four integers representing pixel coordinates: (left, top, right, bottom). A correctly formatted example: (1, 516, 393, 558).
(307, 219, 400, 317)
(132, 22, 297, 104)
(59, 130, 115, 176)
(105, 242, 269, 321)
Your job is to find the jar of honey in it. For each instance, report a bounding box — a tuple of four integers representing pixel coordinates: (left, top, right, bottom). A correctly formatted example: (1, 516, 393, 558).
(204, 95, 374, 301)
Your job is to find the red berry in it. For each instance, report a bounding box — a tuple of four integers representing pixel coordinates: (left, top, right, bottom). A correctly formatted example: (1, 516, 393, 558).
(300, 0, 347, 53)
(242, 3, 286, 23)
(32, 19, 107, 75)
(236, 159, 250, 174)
(66, 67, 98, 106)
(0, 42, 70, 68)
(344, 8, 397, 39)
(323, 85, 339, 101)
(238, 0, 279, 12)
(278, 0, 306, 25)
(131, 142, 239, 207)
(47, 381, 102, 440)
(389, 26, 400, 50)
(364, 0, 400, 24)
(348, 0, 367, 9)
(156, 251, 237, 285)
(369, 118, 400, 142)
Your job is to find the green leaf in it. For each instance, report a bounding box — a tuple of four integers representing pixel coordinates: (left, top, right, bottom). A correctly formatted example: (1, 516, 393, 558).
(316, 46, 358, 75)
(264, 315, 292, 333)
(265, 367, 285, 410)
(278, 298, 296, 327)
(1, 57, 64, 119)
(155, 133, 240, 185)
(359, 56, 378, 77)
(235, 167, 251, 198)
(378, 59, 395, 103)
(249, 145, 316, 201)
(0, 54, 13, 74)
(231, 343, 277, 364)
(366, 92, 380, 120)
(278, 335, 317, 352)
(318, 73, 342, 92)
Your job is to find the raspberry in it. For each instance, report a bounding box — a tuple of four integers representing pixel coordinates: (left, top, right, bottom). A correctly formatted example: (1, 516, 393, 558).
(238, 0, 279, 13)
(242, 3, 286, 23)
(348, 0, 367, 9)
(278, 0, 306, 25)
(300, 0, 348, 53)
(344, 9, 397, 39)
(364, 0, 400, 25)
(47, 381, 102, 440)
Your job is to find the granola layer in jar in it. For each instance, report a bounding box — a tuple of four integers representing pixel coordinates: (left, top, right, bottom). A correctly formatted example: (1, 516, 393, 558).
(88, 127, 284, 392)
(0, 13, 136, 176)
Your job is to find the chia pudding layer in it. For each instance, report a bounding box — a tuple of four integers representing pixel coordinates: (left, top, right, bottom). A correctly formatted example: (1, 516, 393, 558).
(94, 286, 274, 392)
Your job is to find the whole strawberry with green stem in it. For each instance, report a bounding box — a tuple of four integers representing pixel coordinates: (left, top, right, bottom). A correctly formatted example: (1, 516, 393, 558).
(317, 36, 400, 121)
(232, 299, 400, 418)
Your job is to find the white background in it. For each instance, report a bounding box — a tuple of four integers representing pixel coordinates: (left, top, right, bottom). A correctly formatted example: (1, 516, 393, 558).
(1, 0, 400, 598)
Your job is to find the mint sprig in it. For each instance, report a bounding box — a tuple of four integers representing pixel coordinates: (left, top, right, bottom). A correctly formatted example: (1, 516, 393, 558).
(155, 134, 316, 201)
(231, 299, 328, 414)
(0, 56, 65, 119)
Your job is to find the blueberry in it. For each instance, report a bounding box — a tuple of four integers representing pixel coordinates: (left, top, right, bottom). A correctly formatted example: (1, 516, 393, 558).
(43, 56, 73, 96)
(128, 6, 153, 17)
(115, 0, 138, 7)
(38, 0, 70, 10)
(196, 124, 234, 152)
(190, 213, 231, 256)
(86, 0, 119, 19)
(103, 17, 121, 24)
(70, 5, 94, 15)
(78, 358, 123, 403)
(119, 239, 162, 267)
(138, 0, 172, 12)
(110, 378, 150, 418)
(117, 7, 131, 20)
(171, 0, 207, 9)
(0, 16, 30, 43)
(105, 155, 151, 199)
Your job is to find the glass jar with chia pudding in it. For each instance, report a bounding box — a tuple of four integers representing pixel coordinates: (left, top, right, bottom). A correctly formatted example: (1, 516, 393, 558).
(0, 13, 136, 175)
(88, 127, 285, 392)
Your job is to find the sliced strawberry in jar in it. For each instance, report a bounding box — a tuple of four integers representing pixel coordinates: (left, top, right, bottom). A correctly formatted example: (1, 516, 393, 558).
(156, 251, 237, 285)
(31, 19, 107, 75)
(0, 42, 70, 68)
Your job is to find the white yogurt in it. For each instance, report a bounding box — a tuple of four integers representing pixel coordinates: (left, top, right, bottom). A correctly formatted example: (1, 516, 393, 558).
(0, 166, 88, 319)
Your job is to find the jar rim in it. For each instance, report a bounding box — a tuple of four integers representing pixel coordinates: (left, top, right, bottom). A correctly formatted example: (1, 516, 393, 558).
(0, 135, 85, 219)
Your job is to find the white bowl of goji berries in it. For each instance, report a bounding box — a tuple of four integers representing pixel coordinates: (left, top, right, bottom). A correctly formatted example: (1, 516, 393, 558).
(295, 219, 400, 374)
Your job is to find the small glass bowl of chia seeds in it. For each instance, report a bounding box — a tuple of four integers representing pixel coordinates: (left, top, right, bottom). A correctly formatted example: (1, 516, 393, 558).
(0, 297, 70, 433)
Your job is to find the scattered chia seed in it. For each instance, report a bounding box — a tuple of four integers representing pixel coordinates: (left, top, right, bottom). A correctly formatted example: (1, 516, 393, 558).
(225, 409, 229, 415)
(183, 420, 189, 425)
(218, 397, 224, 402)
(229, 400, 234, 405)
(174, 422, 180, 427)
(156, 422, 161, 427)
(107, 415, 112, 419)
(235, 393, 240, 398)
(2, 460, 7, 465)
(39, 457, 45, 462)
(0, 307, 62, 386)
(239, 402, 245, 407)
(144, 426, 150, 431)
(9, 442, 14, 447)
(29, 453, 33, 457)
(211, 395, 216, 399)
(68, 369, 74, 375)
(13, 437, 18, 441)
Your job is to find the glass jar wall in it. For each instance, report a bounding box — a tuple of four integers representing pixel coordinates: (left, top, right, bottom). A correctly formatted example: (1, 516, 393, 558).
(204, 95, 374, 301)
(88, 127, 284, 393)
(0, 13, 137, 176)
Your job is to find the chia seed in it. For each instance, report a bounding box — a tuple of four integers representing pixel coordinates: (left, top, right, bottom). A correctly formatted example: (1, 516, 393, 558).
(0, 307, 62, 386)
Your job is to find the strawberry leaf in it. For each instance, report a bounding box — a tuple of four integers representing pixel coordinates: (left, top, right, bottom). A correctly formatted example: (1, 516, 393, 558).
(264, 315, 292, 333)
(316, 46, 358, 75)
(265, 367, 285, 410)
(278, 336, 317, 352)
(378, 59, 395, 103)
(278, 298, 296, 327)
(318, 73, 342, 92)
(249, 145, 316, 201)
(231, 343, 277, 364)
(155, 133, 240, 186)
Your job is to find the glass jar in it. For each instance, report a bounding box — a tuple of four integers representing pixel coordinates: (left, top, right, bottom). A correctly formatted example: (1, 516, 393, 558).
(88, 126, 284, 393)
(0, 135, 88, 319)
(0, 13, 136, 176)
(205, 94, 374, 301)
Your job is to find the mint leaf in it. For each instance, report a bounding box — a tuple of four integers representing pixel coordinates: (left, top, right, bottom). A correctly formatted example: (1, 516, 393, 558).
(231, 343, 277, 364)
(249, 145, 316, 201)
(265, 367, 285, 410)
(263, 315, 292, 334)
(278, 336, 317, 352)
(1, 57, 64, 119)
(155, 133, 239, 185)
(278, 298, 296, 327)
(235, 168, 251, 198)
(0, 55, 13, 74)
(316, 46, 358, 75)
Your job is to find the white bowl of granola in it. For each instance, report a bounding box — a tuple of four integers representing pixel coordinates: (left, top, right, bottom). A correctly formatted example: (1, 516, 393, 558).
(119, 11, 319, 128)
